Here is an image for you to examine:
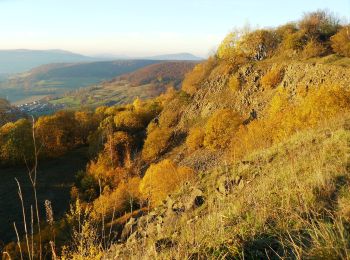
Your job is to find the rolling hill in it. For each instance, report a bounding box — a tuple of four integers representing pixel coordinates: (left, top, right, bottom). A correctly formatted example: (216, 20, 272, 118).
(0, 49, 98, 75)
(0, 60, 162, 104)
(49, 61, 197, 108)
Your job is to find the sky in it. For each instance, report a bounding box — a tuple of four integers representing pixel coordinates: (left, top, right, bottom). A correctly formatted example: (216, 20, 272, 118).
(0, 0, 349, 57)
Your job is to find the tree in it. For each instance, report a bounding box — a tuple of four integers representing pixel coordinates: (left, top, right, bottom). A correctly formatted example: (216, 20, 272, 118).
(35, 111, 77, 157)
(331, 26, 350, 57)
(139, 160, 194, 205)
(141, 127, 172, 162)
(299, 10, 340, 41)
(239, 29, 279, 60)
(114, 110, 144, 132)
(0, 119, 33, 164)
(204, 109, 243, 150)
(186, 127, 205, 151)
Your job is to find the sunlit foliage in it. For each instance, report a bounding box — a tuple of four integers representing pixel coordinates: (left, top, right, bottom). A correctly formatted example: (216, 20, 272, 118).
(228, 74, 241, 92)
(141, 126, 172, 162)
(331, 26, 350, 57)
(186, 127, 205, 151)
(0, 119, 33, 164)
(139, 159, 195, 205)
(231, 85, 350, 158)
(261, 67, 284, 89)
(182, 57, 216, 95)
(204, 109, 243, 150)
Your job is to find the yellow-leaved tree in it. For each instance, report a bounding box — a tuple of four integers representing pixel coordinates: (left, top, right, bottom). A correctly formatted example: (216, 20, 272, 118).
(331, 26, 350, 57)
(204, 109, 243, 150)
(139, 159, 194, 206)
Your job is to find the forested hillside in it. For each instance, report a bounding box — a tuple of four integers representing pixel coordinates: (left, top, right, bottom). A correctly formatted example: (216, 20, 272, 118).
(1, 11, 350, 259)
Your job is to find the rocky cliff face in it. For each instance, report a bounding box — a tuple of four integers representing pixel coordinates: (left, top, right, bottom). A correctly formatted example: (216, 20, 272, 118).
(180, 62, 350, 127)
(104, 60, 350, 259)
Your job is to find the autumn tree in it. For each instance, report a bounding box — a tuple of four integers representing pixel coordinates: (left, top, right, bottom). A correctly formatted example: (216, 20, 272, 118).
(239, 29, 279, 61)
(182, 57, 216, 95)
(139, 160, 194, 205)
(331, 26, 350, 57)
(186, 127, 205, 151)
(0, 119, 33, 164)
(204, 109, 243, 150)
(299, 10, 340, 41)
(141, 126, 172, 162)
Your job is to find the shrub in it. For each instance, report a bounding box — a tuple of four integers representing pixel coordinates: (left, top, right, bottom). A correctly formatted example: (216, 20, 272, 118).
(186, 127, 205, 151)
(141, 127, 173, 162)
(114, 110, 144, 132)
(0, 119, 33, 164)
(139, 159, 194, 205)
(204, 109, 243, 150)
(231, 85, 350, 158)
(228, 75, 241, 91)
(299, 10, 340, 40)
(281, 30, 307, 51)
(239, 29, 279, 60)
(302, 39, 327, 58)
(331, 26, 350, 57)
(182, 57, 216, 95)
(92, 177, 141, 219)
(261, 67, 284, 89)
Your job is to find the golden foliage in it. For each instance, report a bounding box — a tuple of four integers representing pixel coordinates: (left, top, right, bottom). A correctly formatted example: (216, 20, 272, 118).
(139, 160, 194, 206)
(217, 31, 243, 60)
(261, 67, 284, 89)
(87, 131, 133, 185)
(114, 110, 144, 131)
(331, 26, 350, 57)
(141, 127, 172, 162)
(182, 57, 216, 95)
(0, 119, 33, 164)
(61, 200, 103, 260)
(93, 177, 141, 219)
(204, 109, 243, 150)
(239, 29, 279, 61)
(228, 74, 241, 92)
(231, 85, 350, 158)
(302, 39, 327, 58)
(186, 127, 205, 151)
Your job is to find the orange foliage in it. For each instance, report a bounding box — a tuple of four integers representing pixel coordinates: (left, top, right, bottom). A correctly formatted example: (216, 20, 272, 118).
(331, 26, 350, 57)
(0, 119, 33, 164)
(93, 177, 141, 218)
(141, 127, 172, 162)
(261, 67, 284, 89)
(231, 85, 350, 158)
(139, 159, 194, 205)
(204, 109, 243, 150)
(186, 127, 205, 151)
(182, 57, 216, 95)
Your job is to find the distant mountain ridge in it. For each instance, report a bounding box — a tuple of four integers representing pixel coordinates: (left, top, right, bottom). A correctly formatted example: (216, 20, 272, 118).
(0, 49, 98, 74)
(0, 50, 202, 75)
(144, 52, 203, 61)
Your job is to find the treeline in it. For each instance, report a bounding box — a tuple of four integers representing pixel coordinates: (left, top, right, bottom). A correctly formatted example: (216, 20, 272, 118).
(183, 10, 350, 95)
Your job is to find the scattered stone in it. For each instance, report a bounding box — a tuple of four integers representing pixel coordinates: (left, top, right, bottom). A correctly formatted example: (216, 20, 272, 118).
(155, 238, 175, 253)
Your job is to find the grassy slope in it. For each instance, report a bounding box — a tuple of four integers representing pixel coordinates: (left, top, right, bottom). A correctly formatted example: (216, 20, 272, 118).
(0, 147, 89, 243)
(110, 116, 350, 259)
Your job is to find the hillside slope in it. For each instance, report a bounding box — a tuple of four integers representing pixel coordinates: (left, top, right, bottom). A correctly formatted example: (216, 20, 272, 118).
(105, 57, 350, 259)
(0, 60, 161, 103)
(49, 61, 196, 108)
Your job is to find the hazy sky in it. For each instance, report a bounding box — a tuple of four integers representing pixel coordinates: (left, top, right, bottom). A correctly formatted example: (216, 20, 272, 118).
(0, 0, 349, 57)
